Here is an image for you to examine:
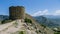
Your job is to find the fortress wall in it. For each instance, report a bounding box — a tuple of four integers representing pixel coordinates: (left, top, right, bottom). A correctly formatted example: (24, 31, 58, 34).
(9, 6, 25, 20)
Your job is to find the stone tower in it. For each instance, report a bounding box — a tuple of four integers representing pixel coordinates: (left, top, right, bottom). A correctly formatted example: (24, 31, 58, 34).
(9, 6, 25, 20)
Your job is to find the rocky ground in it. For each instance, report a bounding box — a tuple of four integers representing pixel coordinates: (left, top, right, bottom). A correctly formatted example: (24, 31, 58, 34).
(0, 19, 54, 34)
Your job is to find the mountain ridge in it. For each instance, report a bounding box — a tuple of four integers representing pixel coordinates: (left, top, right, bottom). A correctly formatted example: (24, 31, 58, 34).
(0, 14, 54, 34)
(33, 16, 60, 28)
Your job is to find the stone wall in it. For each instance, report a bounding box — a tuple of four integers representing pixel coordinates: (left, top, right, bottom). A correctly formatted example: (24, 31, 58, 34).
(9, 6, 25, 20)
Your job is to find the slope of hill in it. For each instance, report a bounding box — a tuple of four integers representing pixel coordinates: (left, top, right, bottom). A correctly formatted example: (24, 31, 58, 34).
(43, 15, 60, 25)
(34, 16, 59, 28)
(0, 14, 54, 34)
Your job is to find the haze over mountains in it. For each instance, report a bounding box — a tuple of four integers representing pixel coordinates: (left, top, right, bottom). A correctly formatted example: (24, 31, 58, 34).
(0, 15, 8, 21)
(43, 15, 60, 25)
(32, 9, 60, 27)
(33, 15, 60, 28)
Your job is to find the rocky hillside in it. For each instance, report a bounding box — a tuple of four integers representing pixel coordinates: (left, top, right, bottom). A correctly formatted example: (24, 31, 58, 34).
(0, 14, 54, 34)
(34, 16, 59, 28)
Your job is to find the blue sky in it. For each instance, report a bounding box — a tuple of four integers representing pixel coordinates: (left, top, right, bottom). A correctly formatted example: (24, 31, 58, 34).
(0, 0, 60, 16)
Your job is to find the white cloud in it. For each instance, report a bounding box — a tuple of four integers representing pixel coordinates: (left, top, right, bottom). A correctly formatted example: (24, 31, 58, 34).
(53, 10, 60, 15)
(32, 9, 50, 16)
(32, 9, 60, 16)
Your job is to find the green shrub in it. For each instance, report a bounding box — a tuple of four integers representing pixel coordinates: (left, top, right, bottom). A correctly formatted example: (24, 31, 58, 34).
(19, 31, 24, 34)
(24, 18, 32, 23)
(39, 30, 41, 33)
(1, 19, 12, 24)
(41, 24, 46, 28)
(54, 32, 60, 34)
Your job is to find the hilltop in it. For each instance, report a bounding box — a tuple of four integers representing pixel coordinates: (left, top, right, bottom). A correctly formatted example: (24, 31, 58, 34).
(0, 14, 54, 34)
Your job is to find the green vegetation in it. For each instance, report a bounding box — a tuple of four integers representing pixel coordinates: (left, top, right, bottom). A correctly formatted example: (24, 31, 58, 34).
(53, 27, 60, 34)
(24, 18, 32, 23)
(36, 30, 41, 33)
(54, 32, 60, 34)
(1, 19, 12, 24)
(19, 31, 24, 34)
(38, 30, 41, 33)
(41, 24, 46, 28)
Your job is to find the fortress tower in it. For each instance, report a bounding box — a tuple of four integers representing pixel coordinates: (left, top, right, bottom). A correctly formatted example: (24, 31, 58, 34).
(9, 6, 25, 20)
